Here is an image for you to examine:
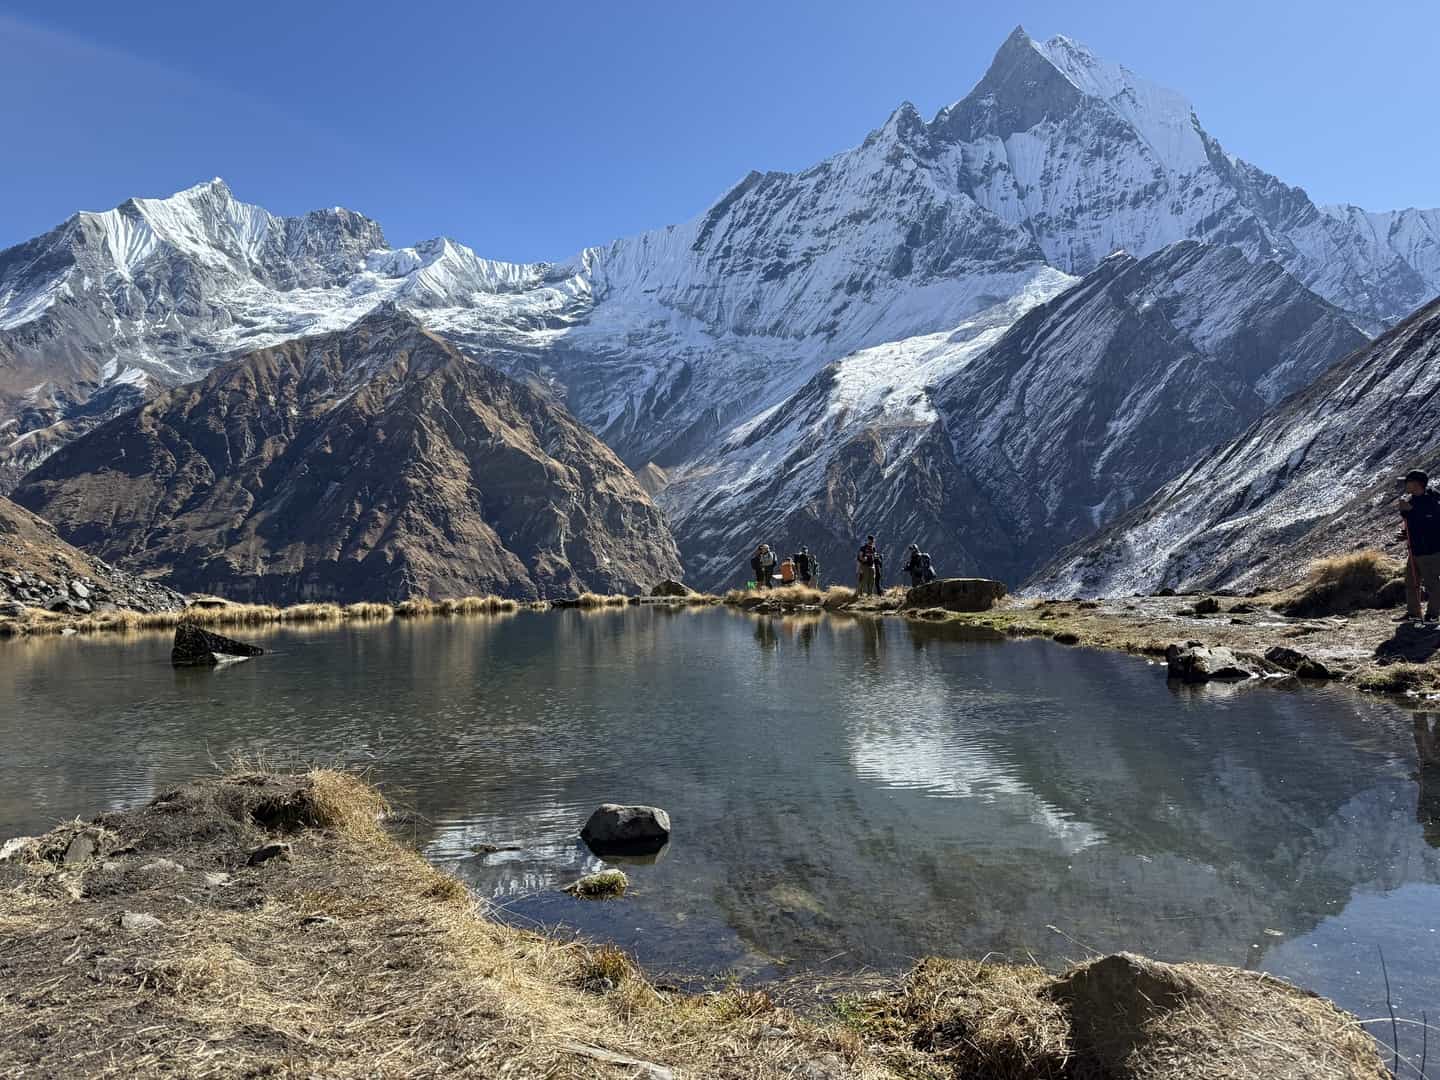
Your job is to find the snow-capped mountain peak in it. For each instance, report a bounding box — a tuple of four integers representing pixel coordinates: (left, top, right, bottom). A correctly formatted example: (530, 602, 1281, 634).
(1031, 32, 1209, 172)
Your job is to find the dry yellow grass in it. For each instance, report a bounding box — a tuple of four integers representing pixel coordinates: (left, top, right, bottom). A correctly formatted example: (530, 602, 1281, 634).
(1279, 549, 1402, 617)
(343, 602, 394, 620)
(0, 770, 881, 1079)
(577, 592, 629, 608)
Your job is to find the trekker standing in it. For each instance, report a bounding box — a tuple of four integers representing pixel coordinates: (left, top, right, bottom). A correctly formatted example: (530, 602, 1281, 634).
(873, 544, 885, 593)
(750, 544, 778, 589)
(857, 536, 877, 595)
(904, 544, 926, 587)
(1399, 470, 1440, 623)
(794, 546, 816, 585)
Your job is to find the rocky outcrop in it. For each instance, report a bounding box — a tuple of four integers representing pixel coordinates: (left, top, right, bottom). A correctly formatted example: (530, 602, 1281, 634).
(170, 623, 265, 667)
(1165, 643, 1256, 682)
(12, 308, 683, 603)
(650, 580, 692, 597)
(0, 496, 184, 617)
(901, 578, 1007, 612)
(580, 804, 671, 854)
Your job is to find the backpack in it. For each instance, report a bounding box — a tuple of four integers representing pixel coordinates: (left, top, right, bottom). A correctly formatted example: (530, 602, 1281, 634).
(920, 552, 936, 581)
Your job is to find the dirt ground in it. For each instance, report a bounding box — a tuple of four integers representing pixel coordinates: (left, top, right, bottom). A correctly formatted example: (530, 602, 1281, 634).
(0, 772, 1387, 1079)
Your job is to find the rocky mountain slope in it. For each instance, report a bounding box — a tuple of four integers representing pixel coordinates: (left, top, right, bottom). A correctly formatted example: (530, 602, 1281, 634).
(10, 307, 680, 602)
(665, 242, 1365, 588)
(1029, 296, 1440, 596)
(3, 26, 1435, 588)
(0, 497, 183, 615)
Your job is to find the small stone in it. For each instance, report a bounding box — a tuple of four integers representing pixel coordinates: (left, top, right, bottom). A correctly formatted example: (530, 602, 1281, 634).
(63, 832, 98, 865)
(70, 581, 91, 599)
(141, 858, 185, 873)
(203, 871, 232, 887)
(247, 842, 292, 866)
(301, 914, 336, 927)
(119, 912, 164, 933)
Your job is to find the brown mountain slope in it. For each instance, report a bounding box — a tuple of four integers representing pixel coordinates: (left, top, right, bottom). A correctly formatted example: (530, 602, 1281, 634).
(11, 307, 682, 602)
(0, 496, 183, 613)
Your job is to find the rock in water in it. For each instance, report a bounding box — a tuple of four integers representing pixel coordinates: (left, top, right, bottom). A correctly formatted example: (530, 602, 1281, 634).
(563, 868, 629, 899)
(650, 579, 693, 597)
(581, 804, 671, 854)
(1165, 643, 1255, 682)
(902, 578, 1007, 612)
(1263, 645, 1334, 679)
(171, 623, 265, 666)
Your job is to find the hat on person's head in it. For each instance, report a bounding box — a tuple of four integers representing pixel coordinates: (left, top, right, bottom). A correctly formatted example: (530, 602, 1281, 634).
(1406, 469, 1430, 486)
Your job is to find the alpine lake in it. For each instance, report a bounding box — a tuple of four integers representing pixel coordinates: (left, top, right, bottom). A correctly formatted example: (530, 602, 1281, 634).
(3, 605, 1437, 1034)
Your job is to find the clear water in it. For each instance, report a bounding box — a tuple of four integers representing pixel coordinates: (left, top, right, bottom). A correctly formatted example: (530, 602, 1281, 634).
(2, 607, 1437, 1040)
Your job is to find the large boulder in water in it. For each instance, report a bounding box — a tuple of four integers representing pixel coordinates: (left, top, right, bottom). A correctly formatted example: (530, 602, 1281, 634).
(1165, 642, 1255, 682)
(580, 804, 671, 854)
(650, 579, 692, 598)
(171, 623, 265, 666)
(902, 578, 1007, 612)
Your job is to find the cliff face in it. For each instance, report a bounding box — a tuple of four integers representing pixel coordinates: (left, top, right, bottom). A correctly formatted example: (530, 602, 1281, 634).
(11, 308, 681, 602)
(1029, 297, 1440, 596)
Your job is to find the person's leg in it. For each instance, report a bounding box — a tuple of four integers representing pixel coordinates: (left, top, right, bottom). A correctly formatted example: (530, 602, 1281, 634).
(1420, 554, 1440, 619)
(1407, 556, 1424, 618)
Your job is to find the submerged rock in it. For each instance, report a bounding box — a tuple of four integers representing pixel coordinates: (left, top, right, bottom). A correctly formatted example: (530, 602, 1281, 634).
(902, 578, 1007, 612)
(1165, 643, 1256, 682)
(581, 804, 671, 854)
(171, 623, 265, 666)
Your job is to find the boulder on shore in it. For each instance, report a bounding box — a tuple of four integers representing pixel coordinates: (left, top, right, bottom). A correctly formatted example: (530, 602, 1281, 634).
(1263, 645, 1335, 679)
(1165, 643, 1256, 682)
(171, 623, 265, 667)
(580, 804, 671, 854)
(650, 579, 693, 598)
(901, 578, 1007, 612)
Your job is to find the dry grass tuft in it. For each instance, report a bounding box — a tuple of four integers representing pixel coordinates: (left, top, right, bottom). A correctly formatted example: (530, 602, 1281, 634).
(1355, 662, 1440, 694)
(847, 957, 1070, 1079)
(577, 592, 629, 608)
(822, 586, 858, 610)
(278, 603, 345, 623)
(343, 602, 394, 620)
(304, 769, 389, 840)
(1279, 550, 1401, 617)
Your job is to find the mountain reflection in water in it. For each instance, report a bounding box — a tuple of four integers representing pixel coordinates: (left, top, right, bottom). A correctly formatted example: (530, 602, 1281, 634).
(1, 609, 1436, 1025)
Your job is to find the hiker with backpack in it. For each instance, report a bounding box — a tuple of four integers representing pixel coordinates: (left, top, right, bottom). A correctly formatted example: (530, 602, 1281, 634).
(857, 536, 878, 595)
(904, 544, 935, 587)
(793, 546, 817, 586)
(750, 543, 778, 589)
(1398, 470, 1440, 623)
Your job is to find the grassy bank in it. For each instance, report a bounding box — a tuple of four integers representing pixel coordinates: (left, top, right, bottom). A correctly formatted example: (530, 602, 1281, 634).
(0, 589, 736, 642)
(0, 771, 1386, 1078)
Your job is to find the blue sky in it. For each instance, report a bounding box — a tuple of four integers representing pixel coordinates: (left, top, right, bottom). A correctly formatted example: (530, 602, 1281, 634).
(2, 0, 1436, 261)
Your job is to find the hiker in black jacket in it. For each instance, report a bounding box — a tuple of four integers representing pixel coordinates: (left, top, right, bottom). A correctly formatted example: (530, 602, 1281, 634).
(793, 546, 816, 585)
(1399, 469, 1440, 622)
(904, 545, 927, 587)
